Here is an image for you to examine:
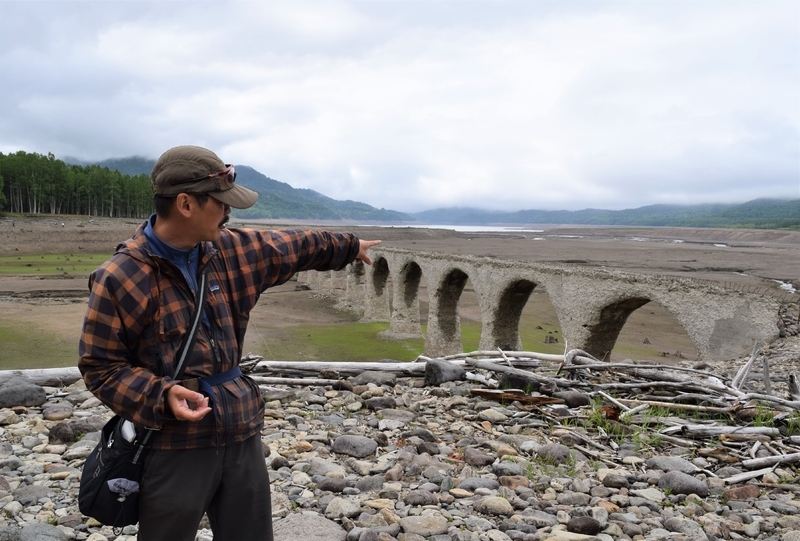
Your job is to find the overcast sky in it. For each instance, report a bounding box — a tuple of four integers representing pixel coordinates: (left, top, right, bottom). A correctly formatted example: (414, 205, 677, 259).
(1, 1, 797, 213)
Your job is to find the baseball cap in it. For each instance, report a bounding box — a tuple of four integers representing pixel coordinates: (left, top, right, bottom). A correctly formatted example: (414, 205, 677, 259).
(151, 145, 258, 209)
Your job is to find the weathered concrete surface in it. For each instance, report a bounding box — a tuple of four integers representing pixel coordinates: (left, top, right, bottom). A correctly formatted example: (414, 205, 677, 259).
(298, 248, 783, 362)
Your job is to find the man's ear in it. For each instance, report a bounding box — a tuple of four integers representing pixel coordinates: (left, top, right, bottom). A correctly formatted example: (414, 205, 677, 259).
(174, 193, 193, 218)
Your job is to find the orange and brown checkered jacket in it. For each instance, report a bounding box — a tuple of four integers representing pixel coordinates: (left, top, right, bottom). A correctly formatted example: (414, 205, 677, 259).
(79, 222, 360, 450)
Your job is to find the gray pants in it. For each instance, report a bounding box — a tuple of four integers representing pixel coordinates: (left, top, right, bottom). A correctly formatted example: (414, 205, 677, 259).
(138, 435, 273, 541)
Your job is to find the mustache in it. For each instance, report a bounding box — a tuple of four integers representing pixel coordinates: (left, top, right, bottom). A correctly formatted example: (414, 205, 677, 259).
(219, 214, 230, 228)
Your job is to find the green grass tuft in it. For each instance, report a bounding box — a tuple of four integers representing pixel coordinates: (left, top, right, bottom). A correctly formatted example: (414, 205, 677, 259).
(0, 323, 78, 369)
(0, 253, 107, 276)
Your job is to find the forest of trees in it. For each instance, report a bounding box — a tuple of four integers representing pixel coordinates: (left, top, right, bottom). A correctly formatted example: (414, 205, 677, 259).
(0, 151, 153, 218)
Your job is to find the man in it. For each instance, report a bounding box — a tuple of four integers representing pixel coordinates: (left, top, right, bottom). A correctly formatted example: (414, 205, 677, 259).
(79, 145, 380, 541)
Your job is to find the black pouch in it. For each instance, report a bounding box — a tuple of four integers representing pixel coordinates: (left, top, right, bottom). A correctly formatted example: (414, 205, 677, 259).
(78, 415, 149, 527)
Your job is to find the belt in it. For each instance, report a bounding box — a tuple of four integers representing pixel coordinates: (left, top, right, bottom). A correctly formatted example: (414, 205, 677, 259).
(180, 366, 243, 395)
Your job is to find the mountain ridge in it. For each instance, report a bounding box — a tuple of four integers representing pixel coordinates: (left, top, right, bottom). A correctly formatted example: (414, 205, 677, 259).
(61, 156, 799, 229)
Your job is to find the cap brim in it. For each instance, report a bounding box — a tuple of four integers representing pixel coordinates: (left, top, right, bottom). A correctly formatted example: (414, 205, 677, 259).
(209, 185, 259, 209)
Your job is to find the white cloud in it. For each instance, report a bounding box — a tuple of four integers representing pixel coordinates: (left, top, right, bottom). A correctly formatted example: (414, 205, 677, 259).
(0, 0, 797, 212)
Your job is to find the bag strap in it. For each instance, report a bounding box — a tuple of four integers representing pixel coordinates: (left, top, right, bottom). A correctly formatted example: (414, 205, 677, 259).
(134, 271, 208, 459)
(171, 271, 208, 380)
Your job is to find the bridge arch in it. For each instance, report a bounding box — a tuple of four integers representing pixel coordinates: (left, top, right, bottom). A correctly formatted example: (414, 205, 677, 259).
(425, 267, 470, 357)
(487, 279, 538, 351)
(387, 261, 424, 336)
(582, 296, 651, 360)
(363, 256, 391, 321)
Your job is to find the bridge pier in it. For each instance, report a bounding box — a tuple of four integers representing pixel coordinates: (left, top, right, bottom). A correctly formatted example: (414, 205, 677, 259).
(345, 262, 367, 307)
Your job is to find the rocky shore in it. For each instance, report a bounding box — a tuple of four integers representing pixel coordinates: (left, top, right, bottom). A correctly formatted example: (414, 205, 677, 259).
(0, 337, 799, 541)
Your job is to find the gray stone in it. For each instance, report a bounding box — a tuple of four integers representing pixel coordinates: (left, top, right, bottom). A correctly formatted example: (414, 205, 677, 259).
(273, 511, 347, 541)
(316, 476, 351, 493)
(602, 473, 629, 488)
(42, 402, 73, 421)
(554, 391, 591, 408)
(417, 441, 440, 455)
(457, 477, 500, 491)
(521, 510, 560, 527)
(493, 461, 524, 476)
(464, 447, 495, 466)
(355, 474, 385, 492)
(0, 526, 20, 541)
(400, 428, 436, 442)
(536, 443, 589, 464)
(316, 413, 346, 426)
(50, 422, 77, 443)
(332, 435, 378, 458)
(557, 492, 591, 506)
(608, 512, 640, 524)
(325, 496, 362, 519)
(519, 440, 541, 454)
(663, 517, 708, 540)
(0, 377, 46, 408)
(403, 490, 438, 506)
(350, 371, 396, 387)
(622, 522, 644, 537)
(270, 492, 293, 518)
(657, 470, 708, 497)
(630, 487, 665, 503)
(399, 516, 449, 536)
(424, 359, 466, 385)
(377, 409, 415, 422)
(536, 443, 571, 464)
(13, 485, 52, 506)
(306, 457, 347, 477)
(645, 456, 700, 474)
(473, 496, 515, 516)
(479, 409, 508, 422)
(590, 506, 609, 528)
(365, 397, 396, 410)
(18, 522, 68, 541)
(0, 457, 22, 470)
(567, 516, 602, 535)
(771, 501, 799, 514)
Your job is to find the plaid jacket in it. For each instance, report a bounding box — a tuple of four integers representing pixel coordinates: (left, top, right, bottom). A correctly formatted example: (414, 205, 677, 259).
(79, 223, 360, 450)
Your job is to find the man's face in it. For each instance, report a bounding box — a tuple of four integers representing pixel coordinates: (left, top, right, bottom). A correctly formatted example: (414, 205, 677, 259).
(191, 194, 231, 242)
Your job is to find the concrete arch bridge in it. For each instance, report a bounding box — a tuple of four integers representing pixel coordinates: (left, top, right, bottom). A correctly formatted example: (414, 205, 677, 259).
(297, 248, 782, 363)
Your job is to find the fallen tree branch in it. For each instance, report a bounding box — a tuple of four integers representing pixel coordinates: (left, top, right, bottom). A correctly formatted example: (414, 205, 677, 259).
(0, 367, 82, 387)
(418, 350, 561, 362)
(559, 362, 722, 379)
(465, 358, 582, 389)
(742, 452, 800, 469)
(250, 376, 339, 386)
(618, 398, 734, 416)
(680, 425, 780, 438)
(254, 360, 428, 376)
(732, 342, 760, 390)
(723, 466, 778, 484)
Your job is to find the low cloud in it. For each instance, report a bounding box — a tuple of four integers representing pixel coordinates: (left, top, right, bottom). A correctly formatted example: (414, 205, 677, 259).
(0, 1, 797, 212)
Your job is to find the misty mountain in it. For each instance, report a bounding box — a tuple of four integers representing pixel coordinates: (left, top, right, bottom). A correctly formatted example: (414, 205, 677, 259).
(62, 155, 798, 228)
(413, 199, 800, 229)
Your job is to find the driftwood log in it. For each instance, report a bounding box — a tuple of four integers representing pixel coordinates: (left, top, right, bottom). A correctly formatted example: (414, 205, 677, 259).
(0, 367, 82, 387)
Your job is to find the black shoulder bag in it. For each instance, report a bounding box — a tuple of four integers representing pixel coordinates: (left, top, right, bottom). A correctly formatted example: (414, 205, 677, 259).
(79, 272, 208, 527)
